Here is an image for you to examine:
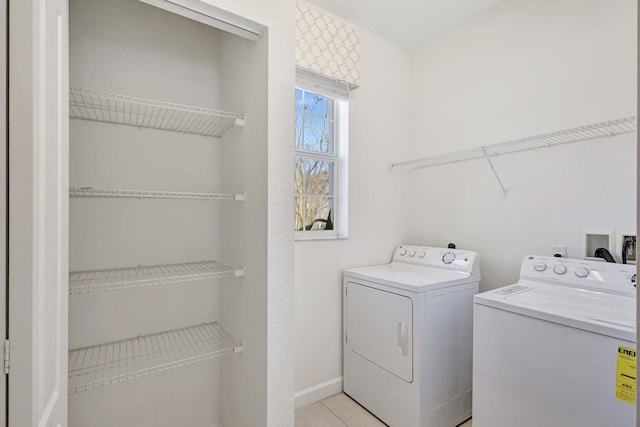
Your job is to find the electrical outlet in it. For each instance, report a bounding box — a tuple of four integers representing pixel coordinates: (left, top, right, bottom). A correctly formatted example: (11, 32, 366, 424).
(552, 245, 567, 258)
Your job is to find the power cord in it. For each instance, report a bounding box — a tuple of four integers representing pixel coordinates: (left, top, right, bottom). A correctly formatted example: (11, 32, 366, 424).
(594, 247, 616, 263)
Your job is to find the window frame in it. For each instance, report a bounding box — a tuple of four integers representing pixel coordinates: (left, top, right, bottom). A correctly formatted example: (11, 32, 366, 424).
(294, 82, 349, 241)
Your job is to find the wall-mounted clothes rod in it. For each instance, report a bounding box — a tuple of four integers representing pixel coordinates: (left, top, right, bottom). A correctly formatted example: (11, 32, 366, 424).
(388, 116, 637, 194)
(138, 0, 265, 41)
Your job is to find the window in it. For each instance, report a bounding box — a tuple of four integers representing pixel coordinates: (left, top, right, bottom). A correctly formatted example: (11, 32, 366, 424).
(295, 71, 349, 240)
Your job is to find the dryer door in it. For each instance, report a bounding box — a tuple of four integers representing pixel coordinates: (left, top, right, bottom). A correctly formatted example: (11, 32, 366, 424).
(345, 281, 413, 382)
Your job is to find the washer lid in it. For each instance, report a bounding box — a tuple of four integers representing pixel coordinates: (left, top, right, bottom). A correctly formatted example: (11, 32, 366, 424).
(344, 262, 474, 292)
(474, 280, 636, 341)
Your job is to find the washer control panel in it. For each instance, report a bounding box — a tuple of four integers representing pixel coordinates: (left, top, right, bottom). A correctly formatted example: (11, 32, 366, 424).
(521, 255, 637, 295)
(393, 245, 479, 275)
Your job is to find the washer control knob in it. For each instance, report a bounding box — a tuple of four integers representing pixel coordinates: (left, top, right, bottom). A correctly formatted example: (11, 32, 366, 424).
(553, 264, 567, 275)
(575, 267, 590, 278)
(442, 252, 456, 264)
(417, 251, 426, 258)
(533, 262, 547, 272)
(408, 250, 416, 257)
(399, 248, 407, 256)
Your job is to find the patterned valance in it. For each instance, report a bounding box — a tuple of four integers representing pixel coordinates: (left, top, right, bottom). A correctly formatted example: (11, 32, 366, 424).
(296, 2, 360, 88)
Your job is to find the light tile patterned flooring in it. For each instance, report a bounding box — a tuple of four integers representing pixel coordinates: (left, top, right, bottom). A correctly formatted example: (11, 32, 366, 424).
(295, 392, 473, 427)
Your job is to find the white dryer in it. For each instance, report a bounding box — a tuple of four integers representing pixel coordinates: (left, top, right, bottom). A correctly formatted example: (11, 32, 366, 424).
(473, 256, 636, 427)
(343, 245, 481, 427)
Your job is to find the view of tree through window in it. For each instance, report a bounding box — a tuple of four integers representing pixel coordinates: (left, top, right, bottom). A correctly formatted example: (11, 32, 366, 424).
(295, 88, 336, 232)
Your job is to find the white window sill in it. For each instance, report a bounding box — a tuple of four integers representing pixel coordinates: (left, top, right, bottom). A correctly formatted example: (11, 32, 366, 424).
(295, 230, 348, 241)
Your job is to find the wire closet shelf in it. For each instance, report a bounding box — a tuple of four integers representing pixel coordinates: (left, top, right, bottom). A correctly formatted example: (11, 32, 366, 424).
(69, 187, 245, 201)
(69, 260, 244, 295)
(68, 322, 243, 395)
(388, 116, 637, 170)
(69, 88, 245, 137)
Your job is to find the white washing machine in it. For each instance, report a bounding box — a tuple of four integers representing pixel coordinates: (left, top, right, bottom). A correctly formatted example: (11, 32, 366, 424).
(343, 245, 481, 427)
(473, 255, 637, 427)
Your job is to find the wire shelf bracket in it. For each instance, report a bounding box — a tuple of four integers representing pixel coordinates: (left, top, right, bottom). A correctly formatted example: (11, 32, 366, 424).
(388, 116, 637, 194)
(69, 88, 245, 137)
(69, 260, 244, 295)
(481, 146, 507, 194)
(69, 187, 245, 201)
(68, 322, 243, 394)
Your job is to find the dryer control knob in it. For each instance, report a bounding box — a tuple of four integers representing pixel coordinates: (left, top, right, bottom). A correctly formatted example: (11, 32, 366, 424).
(533, 262, 547, 272)
(442, 252, 456, 264)
(408, 250, 416, 257)
(417, 251, 426, 258)
(399, 248, 407, 256)
(575, 267, 590, 278)
(553, 264, 567, 275)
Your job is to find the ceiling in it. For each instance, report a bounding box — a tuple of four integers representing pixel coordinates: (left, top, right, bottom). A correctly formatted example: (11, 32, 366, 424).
(305, 0, 504, 50)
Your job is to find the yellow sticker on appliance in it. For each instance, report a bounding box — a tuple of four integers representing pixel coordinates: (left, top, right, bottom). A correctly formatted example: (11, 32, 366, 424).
(616, 346, 636, 404)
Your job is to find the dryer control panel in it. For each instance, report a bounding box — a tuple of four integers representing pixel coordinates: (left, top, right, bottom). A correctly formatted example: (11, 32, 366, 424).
(521, 255, 636, 295)
(393, 245, 480, 277)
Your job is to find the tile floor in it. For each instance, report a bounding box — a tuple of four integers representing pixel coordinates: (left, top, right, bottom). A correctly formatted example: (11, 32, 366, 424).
(295, 392, 472, 427)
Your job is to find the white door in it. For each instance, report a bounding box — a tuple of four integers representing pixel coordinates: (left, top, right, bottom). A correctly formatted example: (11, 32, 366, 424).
(8, 0, 69, 426)
(345, 281, 413, 382)
(0, 0, 6, 425)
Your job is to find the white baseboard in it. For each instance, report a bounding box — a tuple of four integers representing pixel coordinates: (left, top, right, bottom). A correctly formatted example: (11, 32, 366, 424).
(294, 377, 343, 409)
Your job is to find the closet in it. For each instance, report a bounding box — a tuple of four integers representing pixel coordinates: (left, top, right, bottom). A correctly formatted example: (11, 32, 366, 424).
(66, 0, 265, 425)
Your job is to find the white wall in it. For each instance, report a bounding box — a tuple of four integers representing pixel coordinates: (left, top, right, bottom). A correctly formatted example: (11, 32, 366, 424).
(409, 0, 637, 290)
(200, 0, 297, 425)
(294, 21, 414, 404)
(219, 32, 270, 427)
